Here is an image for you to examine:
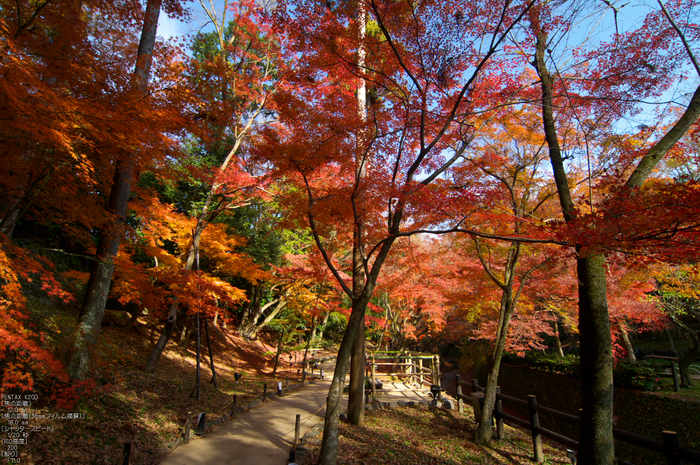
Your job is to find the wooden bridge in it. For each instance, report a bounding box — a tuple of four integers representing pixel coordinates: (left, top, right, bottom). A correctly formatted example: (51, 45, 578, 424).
(366, 350, 441, 403)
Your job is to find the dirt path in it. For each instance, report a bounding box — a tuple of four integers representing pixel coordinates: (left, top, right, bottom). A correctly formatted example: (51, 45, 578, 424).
(158, 360, 340, 465)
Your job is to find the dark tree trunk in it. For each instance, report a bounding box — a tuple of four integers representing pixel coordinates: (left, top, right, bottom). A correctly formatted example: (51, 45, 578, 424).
(347, 315, 365, 423)
(532, 25, 615, 464)
(528, 19, 700, 462)
(474, 291, 514, 445)
(318, 296, 369, 465)
(678, 330, 699, 387)
(143, 302, 179, 373)
(272, 332, 284, 375)
(617, 321, 636, 363)
(204, 318, 218, 388)
(316, 311, 331, 341)
(68, 0, 162, 380)
(577, 253, 614, 464)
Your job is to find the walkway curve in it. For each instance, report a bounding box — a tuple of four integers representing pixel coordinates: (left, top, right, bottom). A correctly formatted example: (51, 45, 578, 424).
(158, 361, 339, 465)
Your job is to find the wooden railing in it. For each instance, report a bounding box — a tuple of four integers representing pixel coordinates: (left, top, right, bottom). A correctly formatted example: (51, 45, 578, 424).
(367, 351, 440, 403)
(454, 376, 700, 465)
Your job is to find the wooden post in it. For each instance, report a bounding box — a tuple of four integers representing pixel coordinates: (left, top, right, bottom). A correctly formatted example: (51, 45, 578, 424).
(671, 363, 680, 393)
(455, 375, 463, 414)
(435, 355, 441, 387)
(472, 379, 480, 393)
(495, 386, 504, 440)
(294, 413, 301, 448)
(663, 431, 681, 465)
(404, 357, 413, 383)
(195, 312, 201, 402)
(121, 443, 131, 465)
(528, 395, 544, 463)
(204, 318, 218, 389)
(286, 376, 289, 389)
(418, 358, 423, 385)
(263, 383, 268, 402)
(371, 353, 376, 403)
(184, 412, 192, 444)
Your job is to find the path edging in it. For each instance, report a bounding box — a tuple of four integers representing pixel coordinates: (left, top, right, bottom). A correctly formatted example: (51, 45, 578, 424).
(159, 355, 337, 457)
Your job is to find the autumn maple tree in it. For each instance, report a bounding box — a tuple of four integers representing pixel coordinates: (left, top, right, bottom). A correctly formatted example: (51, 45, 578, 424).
(1, 0, 187, 391)
(263, 0, 540, 462)
(528, 1, 700, 462)
(448, 107, 560, 444)
(142, 0, 284, 373)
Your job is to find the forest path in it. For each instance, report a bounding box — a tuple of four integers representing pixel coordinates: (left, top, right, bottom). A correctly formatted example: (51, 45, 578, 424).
(157, 359, 339, 465)
(157, 357, 437, 465)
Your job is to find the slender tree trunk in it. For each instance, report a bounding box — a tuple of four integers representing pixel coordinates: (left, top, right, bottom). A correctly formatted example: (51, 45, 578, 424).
(347, 0, 368, 427)
(302, 331, 312, 381)
(272, 332, 284, 375)
(316, 311, 331, 341)
(679, 339, 698, 387)
(204, 318, 217, 388)
(144, 302, 179, 372)
(675, 325, 699, 387)
(319, 296, 370, 465)
(554, 320, 564, 357)
(248, 298, 286, 339)
(348, 314, 366, 422)
(474, 292, 514, 444)
(179, 314, 195, 349)
(617, 321, 636, 363)
(67, 0, 162, 381)
(667, 328, 678, 357)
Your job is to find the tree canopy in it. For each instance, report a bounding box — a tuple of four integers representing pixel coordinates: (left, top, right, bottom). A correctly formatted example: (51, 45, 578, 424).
(2, 1, 700, 464)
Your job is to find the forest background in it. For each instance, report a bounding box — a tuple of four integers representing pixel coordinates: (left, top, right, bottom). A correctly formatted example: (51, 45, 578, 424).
(2, 1, 700, 464)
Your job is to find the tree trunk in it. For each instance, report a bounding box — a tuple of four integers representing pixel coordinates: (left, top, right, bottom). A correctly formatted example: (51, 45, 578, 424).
(179, 314, 196, 350)
(238, 285, 286, 340)
(678, 329, 699, 387)
(250, 298, 286, 339)
(302, 331, 312, 381)
(318, 296, 370, 465)
(532, 26, 609, 465)
(316, 311, 331, 341)
(474, 290, 514, 444)
(144, 302, 179, 372)
(67, 0, 162, 381)
(554, 320, 564, 358)
(347, 0, 368, 427)
(577, 253, 614, 464)
(348, 314, 366, 423)
(667, 328, 678, 357)
(272, 332, 284, 375)
(617, 321, 636, 363)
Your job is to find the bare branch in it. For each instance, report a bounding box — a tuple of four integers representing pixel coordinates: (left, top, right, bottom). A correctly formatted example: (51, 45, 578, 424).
(657, 0, 700, 78)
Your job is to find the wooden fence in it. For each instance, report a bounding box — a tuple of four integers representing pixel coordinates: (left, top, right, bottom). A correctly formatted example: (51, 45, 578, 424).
(367, 351, 440, 403)
(454, 376, 700, 465)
